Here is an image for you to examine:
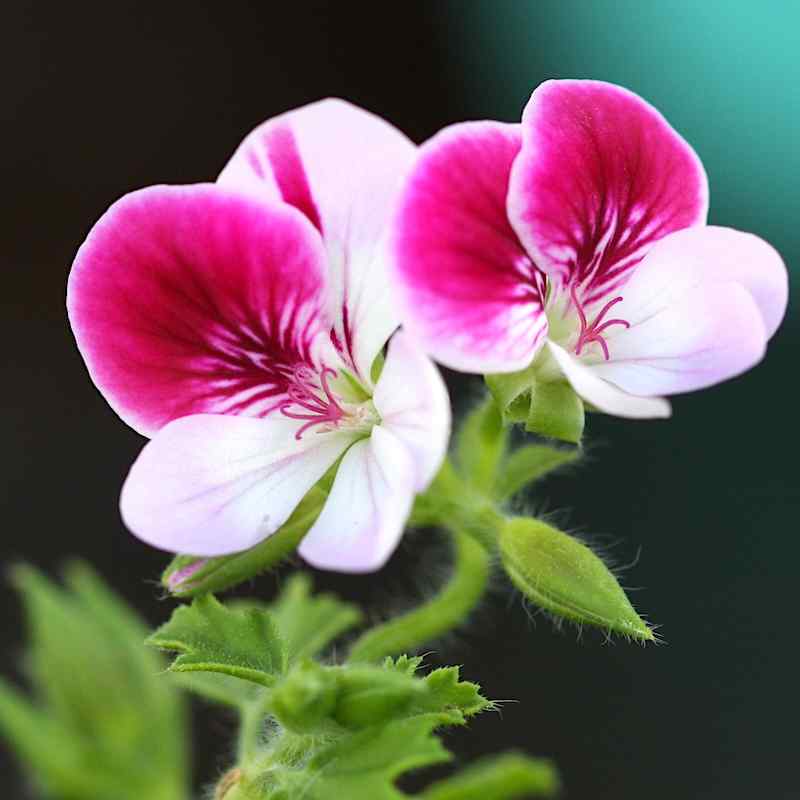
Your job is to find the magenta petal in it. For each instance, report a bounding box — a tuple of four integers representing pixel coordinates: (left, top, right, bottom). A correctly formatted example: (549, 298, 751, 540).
(392, 122, 548, 374)
(509, 80, 709, 305)
(219, 99, 417, 380)
(67, 184, 328, 436)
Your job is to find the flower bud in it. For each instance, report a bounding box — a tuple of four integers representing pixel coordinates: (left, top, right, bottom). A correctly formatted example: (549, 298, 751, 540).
(332, 667, 423, 729)
(270, 661, 337, 733)
(499, 517, 654, 641)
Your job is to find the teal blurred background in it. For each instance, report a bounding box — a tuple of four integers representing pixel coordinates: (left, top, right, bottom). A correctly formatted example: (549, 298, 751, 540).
(440, 3, 799, 798)
(1, 1, 796, 798)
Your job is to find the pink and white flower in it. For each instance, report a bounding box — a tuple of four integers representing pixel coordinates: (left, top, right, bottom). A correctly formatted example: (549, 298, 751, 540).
(392, 80, 788, 418)
(67, 100, 450, 572)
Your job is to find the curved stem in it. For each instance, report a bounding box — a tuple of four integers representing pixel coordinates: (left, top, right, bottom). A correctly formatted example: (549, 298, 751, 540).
(347, 528, 492, 663)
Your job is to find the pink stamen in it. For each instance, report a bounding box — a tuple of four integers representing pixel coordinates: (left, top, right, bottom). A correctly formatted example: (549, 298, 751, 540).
(279, 365, 345, 439)
(570, 284, 630, 361)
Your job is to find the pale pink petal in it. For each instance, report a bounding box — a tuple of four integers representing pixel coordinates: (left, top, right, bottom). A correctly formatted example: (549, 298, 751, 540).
(546, 342, 671, 419)
(372, 331, 451, 490)
(591, 281, 769, 396)
(218, 99, 417, 381)
(608, 226, 788, 338)
(392, 121, 548, 374)
(509, 80, 708, 306)
(298, 426, 416, 573)
(120, 414, 354, 556)
(67, 184, 328, 437)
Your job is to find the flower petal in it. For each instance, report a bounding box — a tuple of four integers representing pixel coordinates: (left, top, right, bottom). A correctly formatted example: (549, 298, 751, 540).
(67, 184, 327, 436)
(392, 122, 548, 374)
(591, 281, 769, 396)
(120, 414, 354, 556)
(547, 341, 671, 419)
(606, 226, 788, 338)
(218, 99, 417, 382)
(298, 426, 416, 573)
(373, 331, 451, 490)
(509, 80, 708, 306)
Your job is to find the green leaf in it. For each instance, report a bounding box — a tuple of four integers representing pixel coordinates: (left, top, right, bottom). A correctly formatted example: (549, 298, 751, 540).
(457, 395, 507, 492)
(280, 715, 453, 800)
(148, 594, 287, 686)
(499, 517, 655, 641)
(493, 444, 580, 502)
(269, 574, 362, 662)
(0, 563, 188, 800)
(526, 381, 584, 444)
(420, 752, 560, 799)
(172, 672, 263, 709)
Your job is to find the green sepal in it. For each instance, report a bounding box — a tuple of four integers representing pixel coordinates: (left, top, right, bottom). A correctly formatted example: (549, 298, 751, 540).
(492, 443, 580, 502)
(0, 563, 188, 800)
(420, 752, 560, 799)
(499, 517, 655, 641)
(162, 486, 328, 599)
(456, 395, 508, 492)
(526, 380, 584, 444)
(486, 364, 585, 444)
(147, 594, 288, 686)
(485, 366, 536, 424)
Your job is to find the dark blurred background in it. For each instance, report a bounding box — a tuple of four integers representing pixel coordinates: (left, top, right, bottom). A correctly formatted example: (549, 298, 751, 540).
(2, 1, 797, 797)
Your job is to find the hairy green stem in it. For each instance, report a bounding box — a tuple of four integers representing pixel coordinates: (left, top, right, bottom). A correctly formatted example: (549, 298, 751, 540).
(237, 698, 266, 764)
(347, 528, 492, 663)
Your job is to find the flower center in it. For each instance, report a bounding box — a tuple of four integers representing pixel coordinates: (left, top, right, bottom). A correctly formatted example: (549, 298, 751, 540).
(569, 283, 630, 361)
(279, 365, 376, 440)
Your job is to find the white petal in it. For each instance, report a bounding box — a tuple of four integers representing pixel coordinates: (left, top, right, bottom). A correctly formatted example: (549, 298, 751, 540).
(547, 342, 671, 419)
(120, 414, 354, 556)
(298, 426, 416, 573)
(372, 331, 451, 490)
(593, 281, 768, 395)
(615, 226, 788, 338)
(218, 99, 417, 383)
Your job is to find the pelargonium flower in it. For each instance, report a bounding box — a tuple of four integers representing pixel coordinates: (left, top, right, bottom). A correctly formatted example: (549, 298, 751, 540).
(67, 100, 450, 573)
(392, 80, 788, 421)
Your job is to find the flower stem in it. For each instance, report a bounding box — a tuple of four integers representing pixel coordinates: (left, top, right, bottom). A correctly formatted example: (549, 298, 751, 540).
(347, 527, 492, 663)
(237, 696, 266, 764)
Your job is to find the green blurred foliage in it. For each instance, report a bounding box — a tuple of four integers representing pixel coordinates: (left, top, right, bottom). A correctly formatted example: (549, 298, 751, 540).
(0, 564, 188, 800)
